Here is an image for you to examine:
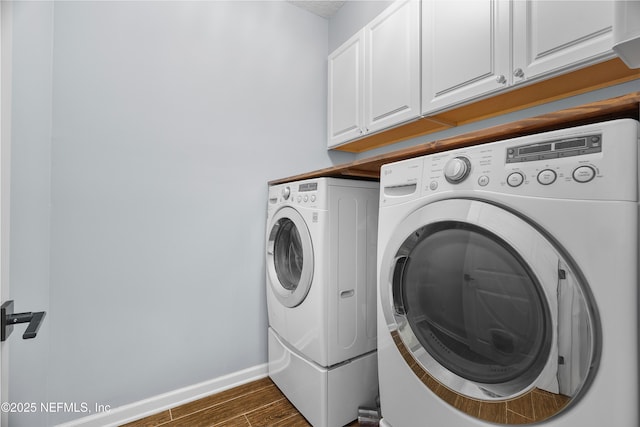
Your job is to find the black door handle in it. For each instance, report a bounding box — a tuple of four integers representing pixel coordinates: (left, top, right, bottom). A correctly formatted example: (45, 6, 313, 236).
(1, 300, 46, 341)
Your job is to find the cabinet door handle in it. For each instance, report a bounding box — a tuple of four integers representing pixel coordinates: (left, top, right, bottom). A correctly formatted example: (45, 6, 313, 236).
(513, 68, 525, 78)
(496, 75, 507, 84)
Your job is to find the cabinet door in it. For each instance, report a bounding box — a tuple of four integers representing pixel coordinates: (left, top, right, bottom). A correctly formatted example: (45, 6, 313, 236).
(513, 0, 614, 83)
(422, 0, 510, 115)
(328, 29, 365, 148)
(365, 0, 421, 134)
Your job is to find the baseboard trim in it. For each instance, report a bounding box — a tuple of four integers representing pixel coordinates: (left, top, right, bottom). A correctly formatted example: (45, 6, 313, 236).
(55, 364, 268, 427)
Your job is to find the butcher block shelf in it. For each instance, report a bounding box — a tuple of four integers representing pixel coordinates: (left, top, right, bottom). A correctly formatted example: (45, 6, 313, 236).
(269, 91, 640, 185)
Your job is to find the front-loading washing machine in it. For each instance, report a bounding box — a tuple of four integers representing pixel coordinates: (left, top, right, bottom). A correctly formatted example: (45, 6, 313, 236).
(266, 177, 379, 427)
(376, 119, 639, 426)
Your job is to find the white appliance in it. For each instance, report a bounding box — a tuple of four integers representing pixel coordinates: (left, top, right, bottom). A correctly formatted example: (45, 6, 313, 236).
(376, 119, 639, 426)
(266, 177, 379, 427)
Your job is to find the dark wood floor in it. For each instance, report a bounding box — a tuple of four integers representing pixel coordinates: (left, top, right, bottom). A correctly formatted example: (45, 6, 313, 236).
(120, 377, 362, 427)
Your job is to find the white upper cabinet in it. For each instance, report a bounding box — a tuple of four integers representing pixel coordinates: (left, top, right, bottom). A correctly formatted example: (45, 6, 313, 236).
(365, 0, 421, 135)
(330, 0, 617, 149)
(513, 1, 615, 82)
(328, 30, 365, 147)
(421, 0, 615, 116)
(328, 0, 420, 148)
(422, 0, 511, 115)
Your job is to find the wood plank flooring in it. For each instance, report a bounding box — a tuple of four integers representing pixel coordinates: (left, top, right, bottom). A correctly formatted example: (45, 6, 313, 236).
(120, 377, 363, 427)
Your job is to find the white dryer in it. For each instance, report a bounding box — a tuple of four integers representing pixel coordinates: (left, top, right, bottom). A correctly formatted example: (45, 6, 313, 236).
(376, 119, 639, 426)
(266, 177, 379, 427)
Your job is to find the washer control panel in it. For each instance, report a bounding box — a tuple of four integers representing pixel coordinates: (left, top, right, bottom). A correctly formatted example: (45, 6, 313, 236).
(413, 120, 639, 202)
(269, 181, 321, 208)
(294, 182, 318, 204)
(425, 142, 603, 196)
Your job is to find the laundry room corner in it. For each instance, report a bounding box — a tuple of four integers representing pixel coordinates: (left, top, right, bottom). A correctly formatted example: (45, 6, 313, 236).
(5, 0, 639, 426)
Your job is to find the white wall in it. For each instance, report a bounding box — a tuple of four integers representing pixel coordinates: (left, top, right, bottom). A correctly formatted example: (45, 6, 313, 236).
(328, 0, 392, 52)
(9, 1, 353, 425)
(9, 2, 53, 426)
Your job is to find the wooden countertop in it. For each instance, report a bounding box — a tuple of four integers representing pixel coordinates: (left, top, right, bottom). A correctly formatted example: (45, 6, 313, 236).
(269, 91, 640, 185)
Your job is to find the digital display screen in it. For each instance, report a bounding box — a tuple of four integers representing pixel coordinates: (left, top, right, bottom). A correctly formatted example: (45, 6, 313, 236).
(555, 138, 586, 150)
(299, 183, 318, 192)
(518, 144, 552, 155)
(507, 134, 602, 163)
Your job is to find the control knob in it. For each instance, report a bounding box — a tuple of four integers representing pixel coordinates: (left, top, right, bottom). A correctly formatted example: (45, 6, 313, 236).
(282, 186, 291, 200)
(573, 165, 596, 183)
(444, 156, 472, 183)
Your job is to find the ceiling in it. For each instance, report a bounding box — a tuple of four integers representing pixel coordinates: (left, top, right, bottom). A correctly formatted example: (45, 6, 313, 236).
(288, 0, 346, 18)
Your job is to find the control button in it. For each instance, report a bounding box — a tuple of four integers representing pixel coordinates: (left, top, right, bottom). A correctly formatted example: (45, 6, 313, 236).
(310, 195, 316, 202)
(478, 175, 490, 187)
(537, 169, 557, 185)
(429, 181, 438, 191)
(444, 156, 472, 183)
(303, 195, 308, 202)
(573, 165, 596, 183)
(282, 186, 291, 200)
(297, 196, 302, 202)
(507, 172, 524, 187)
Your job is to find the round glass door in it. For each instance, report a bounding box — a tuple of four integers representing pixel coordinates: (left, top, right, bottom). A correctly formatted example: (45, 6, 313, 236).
(379, 199, 599, 424)
(273, 218, 303, 291)
(267, 207, 313, 308)
(397, 222, 550, 386)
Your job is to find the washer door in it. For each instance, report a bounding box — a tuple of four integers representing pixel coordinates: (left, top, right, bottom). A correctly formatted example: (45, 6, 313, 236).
(379, 199, 599, 424)
(267, 207, 314, 308)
